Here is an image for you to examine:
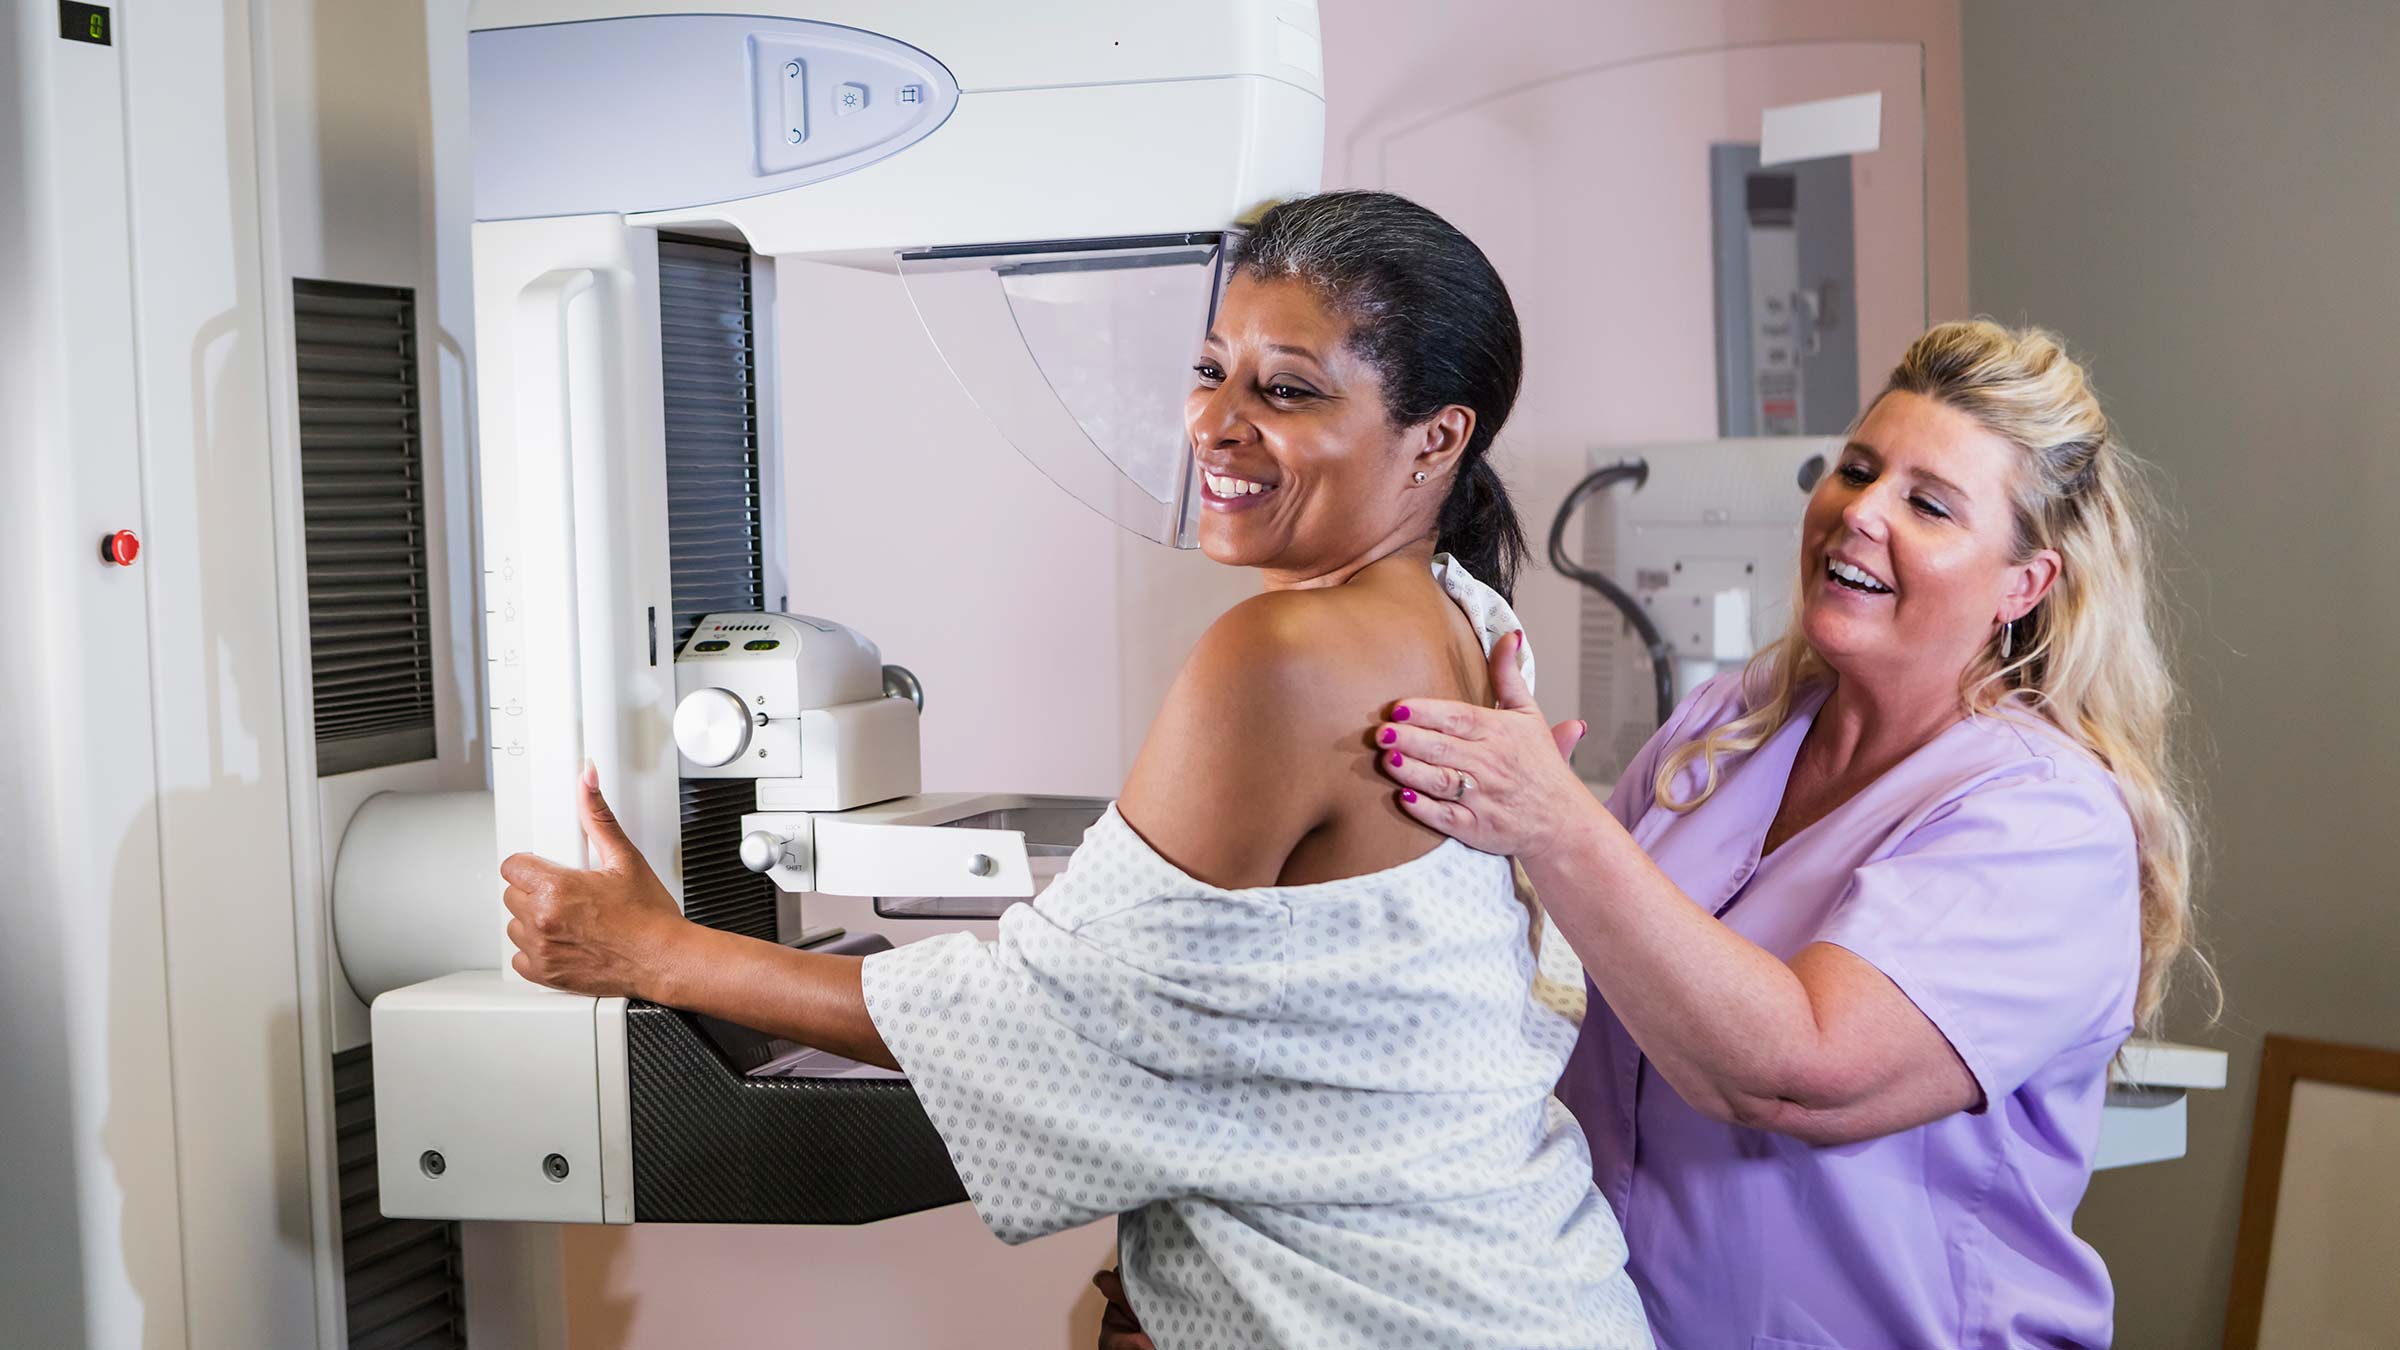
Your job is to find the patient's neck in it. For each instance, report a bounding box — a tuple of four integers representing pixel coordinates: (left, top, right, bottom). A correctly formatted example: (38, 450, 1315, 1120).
(1260, 534, 1439, 593)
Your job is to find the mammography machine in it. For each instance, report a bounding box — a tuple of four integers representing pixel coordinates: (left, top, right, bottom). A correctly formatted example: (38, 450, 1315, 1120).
(4, 6, 2223, 1343)
(350, 0, 1325, 1243)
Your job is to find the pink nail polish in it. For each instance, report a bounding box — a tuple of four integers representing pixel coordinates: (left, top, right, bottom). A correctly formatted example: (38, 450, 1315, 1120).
(1379, 727, 1397, 745)
(1401, 789, 1418, 804)
(1394, 705, 1411, 722)
(1389, 751, 1404, 767)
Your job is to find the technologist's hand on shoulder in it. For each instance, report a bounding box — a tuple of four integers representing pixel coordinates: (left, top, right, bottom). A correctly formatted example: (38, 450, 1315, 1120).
(500, 763, 692, 999)
(1091, 1269, 1154, 1350)
(1374, 630, 1595, 863)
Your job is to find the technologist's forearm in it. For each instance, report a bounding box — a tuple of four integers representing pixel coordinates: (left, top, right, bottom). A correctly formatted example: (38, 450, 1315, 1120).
(648, 922, 899, 1071)
(1523, 806, 1832, 1125)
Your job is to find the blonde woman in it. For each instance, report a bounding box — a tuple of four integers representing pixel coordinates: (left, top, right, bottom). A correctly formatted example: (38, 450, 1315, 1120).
(1376, 321, 2198, 1348)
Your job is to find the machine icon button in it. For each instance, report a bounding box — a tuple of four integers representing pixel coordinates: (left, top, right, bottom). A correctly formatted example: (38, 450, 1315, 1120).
(836, 82, 867, 115)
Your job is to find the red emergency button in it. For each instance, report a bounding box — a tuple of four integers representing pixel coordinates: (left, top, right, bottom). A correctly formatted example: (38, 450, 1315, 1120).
(101, 530, 140, 566)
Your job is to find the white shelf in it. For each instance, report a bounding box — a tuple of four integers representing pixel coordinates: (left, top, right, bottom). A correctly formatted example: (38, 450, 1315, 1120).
(2096, 1039, 2225, 1170)
(2110, 1038, 2227, 1090)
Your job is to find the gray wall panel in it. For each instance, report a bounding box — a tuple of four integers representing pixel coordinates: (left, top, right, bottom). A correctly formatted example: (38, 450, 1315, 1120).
(1964, 5, 2400, 1344)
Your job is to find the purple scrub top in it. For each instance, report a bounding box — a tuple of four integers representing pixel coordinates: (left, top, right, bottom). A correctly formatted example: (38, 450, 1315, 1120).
(1557, 673, 2141, 1349)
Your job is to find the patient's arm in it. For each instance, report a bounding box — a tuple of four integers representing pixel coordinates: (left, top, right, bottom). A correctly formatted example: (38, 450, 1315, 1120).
(651, 932, 895, 1070)
(503, 766, 898, 1068)
(508, 593, 1347, 1063)
(1116, 592, 1345, 888)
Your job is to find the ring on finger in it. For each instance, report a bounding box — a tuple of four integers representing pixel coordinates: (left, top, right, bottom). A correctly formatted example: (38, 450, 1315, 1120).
(1456, 771, 1477, 796)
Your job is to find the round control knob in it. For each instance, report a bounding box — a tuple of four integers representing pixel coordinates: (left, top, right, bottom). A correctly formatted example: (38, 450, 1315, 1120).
(100, 529, 140, 566)
(882, 663, 924, 713)
(739, 831, 785, 875)
(673, 687, 753, 767)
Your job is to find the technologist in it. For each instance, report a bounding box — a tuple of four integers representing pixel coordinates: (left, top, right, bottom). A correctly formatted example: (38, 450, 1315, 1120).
(1371, 320, 2201, 1347)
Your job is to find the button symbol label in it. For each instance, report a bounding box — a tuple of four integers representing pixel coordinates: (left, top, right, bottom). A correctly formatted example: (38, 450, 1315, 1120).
(836, 82, 867, 115)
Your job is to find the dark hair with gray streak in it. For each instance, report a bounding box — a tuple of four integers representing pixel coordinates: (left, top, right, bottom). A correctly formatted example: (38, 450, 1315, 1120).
(1230, 190, 1529, 600)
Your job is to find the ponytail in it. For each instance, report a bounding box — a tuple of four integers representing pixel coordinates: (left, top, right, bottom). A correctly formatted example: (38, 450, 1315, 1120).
(1435, 457, 1527, 602)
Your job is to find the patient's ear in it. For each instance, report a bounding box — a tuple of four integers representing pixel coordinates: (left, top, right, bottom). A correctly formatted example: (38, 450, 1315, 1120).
(1409, 404, 1475, 485)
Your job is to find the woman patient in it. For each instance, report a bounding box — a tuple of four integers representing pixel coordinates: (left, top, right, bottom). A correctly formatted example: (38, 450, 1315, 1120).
(502, 191, 1651, 1349)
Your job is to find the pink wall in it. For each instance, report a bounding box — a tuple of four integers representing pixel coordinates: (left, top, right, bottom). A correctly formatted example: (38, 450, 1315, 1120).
(563, 5, 1966, 1347)
(1317, 0, 1968, 321)
(1120, 1, 1970, 769)
(1361, 40, 1933, 751)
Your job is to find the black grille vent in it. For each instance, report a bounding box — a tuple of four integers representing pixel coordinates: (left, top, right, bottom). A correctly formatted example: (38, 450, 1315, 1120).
(659, 236, 776, 939)
(659, 237, 766, 648)
(334, 1046, 466, 1350)
(294, 280, 437, 776)
(678, 778, 780, 940)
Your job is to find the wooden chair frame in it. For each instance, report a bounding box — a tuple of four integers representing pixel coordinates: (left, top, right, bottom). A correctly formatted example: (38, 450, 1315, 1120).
(2223, 1034, 2400, 1349)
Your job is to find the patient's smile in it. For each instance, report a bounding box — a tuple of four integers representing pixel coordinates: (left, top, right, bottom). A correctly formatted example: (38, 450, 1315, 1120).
(1202, 468, 1280, 509)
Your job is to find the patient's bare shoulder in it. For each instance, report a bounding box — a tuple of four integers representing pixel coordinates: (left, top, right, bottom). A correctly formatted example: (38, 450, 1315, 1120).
(1117, 589, 1386, 888)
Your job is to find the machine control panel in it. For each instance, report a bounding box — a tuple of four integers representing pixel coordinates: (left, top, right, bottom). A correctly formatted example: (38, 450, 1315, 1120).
(470, 15, 962, 221)
(747, 26, 959, 178)
(671, 612, 923, 810)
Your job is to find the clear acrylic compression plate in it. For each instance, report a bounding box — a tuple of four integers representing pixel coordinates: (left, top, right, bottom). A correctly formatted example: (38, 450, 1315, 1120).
(897, 234, 1236, 549)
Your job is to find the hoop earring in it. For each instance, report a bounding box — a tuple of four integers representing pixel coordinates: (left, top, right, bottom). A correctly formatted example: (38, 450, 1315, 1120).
(1412, 471, 1428, 484)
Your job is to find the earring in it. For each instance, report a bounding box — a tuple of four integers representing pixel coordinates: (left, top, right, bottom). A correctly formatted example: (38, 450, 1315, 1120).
(1412, 471, 1428, 484)
(2000, 621, 2015, 660)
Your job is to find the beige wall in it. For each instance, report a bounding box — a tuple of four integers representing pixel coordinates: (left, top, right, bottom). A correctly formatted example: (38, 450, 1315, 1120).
(1962, 4, 2400, 1345)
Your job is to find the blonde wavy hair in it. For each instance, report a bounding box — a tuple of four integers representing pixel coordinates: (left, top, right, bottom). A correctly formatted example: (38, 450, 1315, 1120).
(1655, 320, 2208, 1032)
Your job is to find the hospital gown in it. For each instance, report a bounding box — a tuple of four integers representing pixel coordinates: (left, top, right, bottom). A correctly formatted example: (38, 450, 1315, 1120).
(860, 558, 1653, 1350)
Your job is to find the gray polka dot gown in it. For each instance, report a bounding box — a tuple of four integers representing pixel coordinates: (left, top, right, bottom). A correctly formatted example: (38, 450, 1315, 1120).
(861, 559, 1654, 1349)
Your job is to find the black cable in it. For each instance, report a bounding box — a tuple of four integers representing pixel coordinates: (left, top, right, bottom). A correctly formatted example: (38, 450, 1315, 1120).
(1548, 458, 1676, 730)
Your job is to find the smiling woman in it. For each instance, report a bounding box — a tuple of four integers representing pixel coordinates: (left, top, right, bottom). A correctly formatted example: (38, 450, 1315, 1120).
(1657, 325, 2198, 1028)
(500, 190, 1654, 1350)
(1184, 191, 1527, 591)
(1110, 191, 1540, 890)
(1372, 318, 2207, 1347)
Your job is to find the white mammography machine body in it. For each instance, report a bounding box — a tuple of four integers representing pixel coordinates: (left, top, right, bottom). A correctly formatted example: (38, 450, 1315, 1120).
(360, 0, 1325, 1231)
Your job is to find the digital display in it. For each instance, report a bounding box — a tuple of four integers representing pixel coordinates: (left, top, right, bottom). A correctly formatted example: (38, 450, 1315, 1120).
(60, 2, 110, 45)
